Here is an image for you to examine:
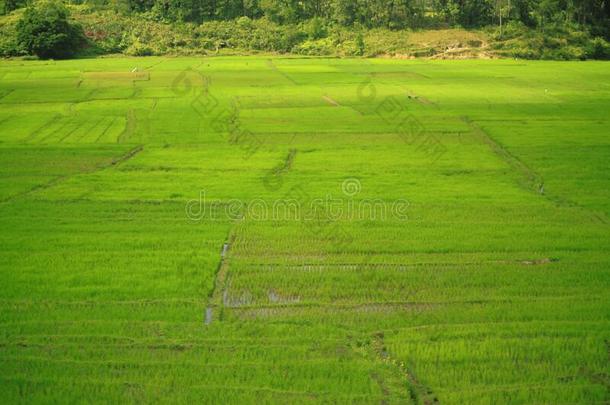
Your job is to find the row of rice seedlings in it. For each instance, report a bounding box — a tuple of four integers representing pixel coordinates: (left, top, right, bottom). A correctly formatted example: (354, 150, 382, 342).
(0, 379, 393, 404)
(385, 323, 609, 403)
(0, 358, 387, 398)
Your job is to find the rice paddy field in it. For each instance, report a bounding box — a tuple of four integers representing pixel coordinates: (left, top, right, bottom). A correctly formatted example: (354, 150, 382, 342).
(0, 56, 609, 404)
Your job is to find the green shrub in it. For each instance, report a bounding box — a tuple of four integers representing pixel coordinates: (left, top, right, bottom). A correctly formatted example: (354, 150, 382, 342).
(302, 17, 327, 40)
(0, 34, 22, 56)
(363, 28, 411, 56)
(125, 39, 155, 56)
(2, 4, 607, 60)
(543, 45, 585, 60)
(492, 20, 527, 40)
(491, 22, 608, 60)
(0, 10, 23, 56)
(293, 38, 334, 55)
(355, 32, 365, 56)
(196, 18, 305, 53)
(16, 1, 84, 59)
(586, 37, 610, 60)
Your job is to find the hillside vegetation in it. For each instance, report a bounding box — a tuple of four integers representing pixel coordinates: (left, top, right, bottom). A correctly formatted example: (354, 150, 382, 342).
(1, 0, 609, 59)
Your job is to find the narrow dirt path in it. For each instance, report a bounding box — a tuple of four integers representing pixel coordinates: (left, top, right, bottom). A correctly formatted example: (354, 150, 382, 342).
(266, 59, 298, 85)
(118, 109, 137, 143)
(372, 332, 439, 405)
(463, 117, 608, 225)
(205, 224, 242, 325)
(322, 95, 341, 107)
(0, 145, 144, 204)
(463, 116, 544, 195)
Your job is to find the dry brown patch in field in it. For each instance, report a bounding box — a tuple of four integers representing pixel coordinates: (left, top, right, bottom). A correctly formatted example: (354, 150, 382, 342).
(322, 95, 340, 107)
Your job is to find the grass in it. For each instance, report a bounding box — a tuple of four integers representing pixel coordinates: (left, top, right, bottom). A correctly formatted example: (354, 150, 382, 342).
(0, 56, 608, 404)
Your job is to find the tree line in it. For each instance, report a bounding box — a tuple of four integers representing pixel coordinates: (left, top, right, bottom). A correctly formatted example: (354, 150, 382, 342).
(128, 0, 609, 35)
(3, 0, 609, 37)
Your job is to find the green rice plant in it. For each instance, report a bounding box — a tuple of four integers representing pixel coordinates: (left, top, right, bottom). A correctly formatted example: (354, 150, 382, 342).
(0, 56, 608, 404)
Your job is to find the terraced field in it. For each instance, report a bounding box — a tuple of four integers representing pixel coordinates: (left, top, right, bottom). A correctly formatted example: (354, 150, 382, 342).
(0, 57, 609, 404)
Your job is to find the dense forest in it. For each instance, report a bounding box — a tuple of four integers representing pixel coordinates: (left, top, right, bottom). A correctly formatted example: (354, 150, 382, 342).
(1, 0, 609, 59)
(4, 0, 609, 34)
